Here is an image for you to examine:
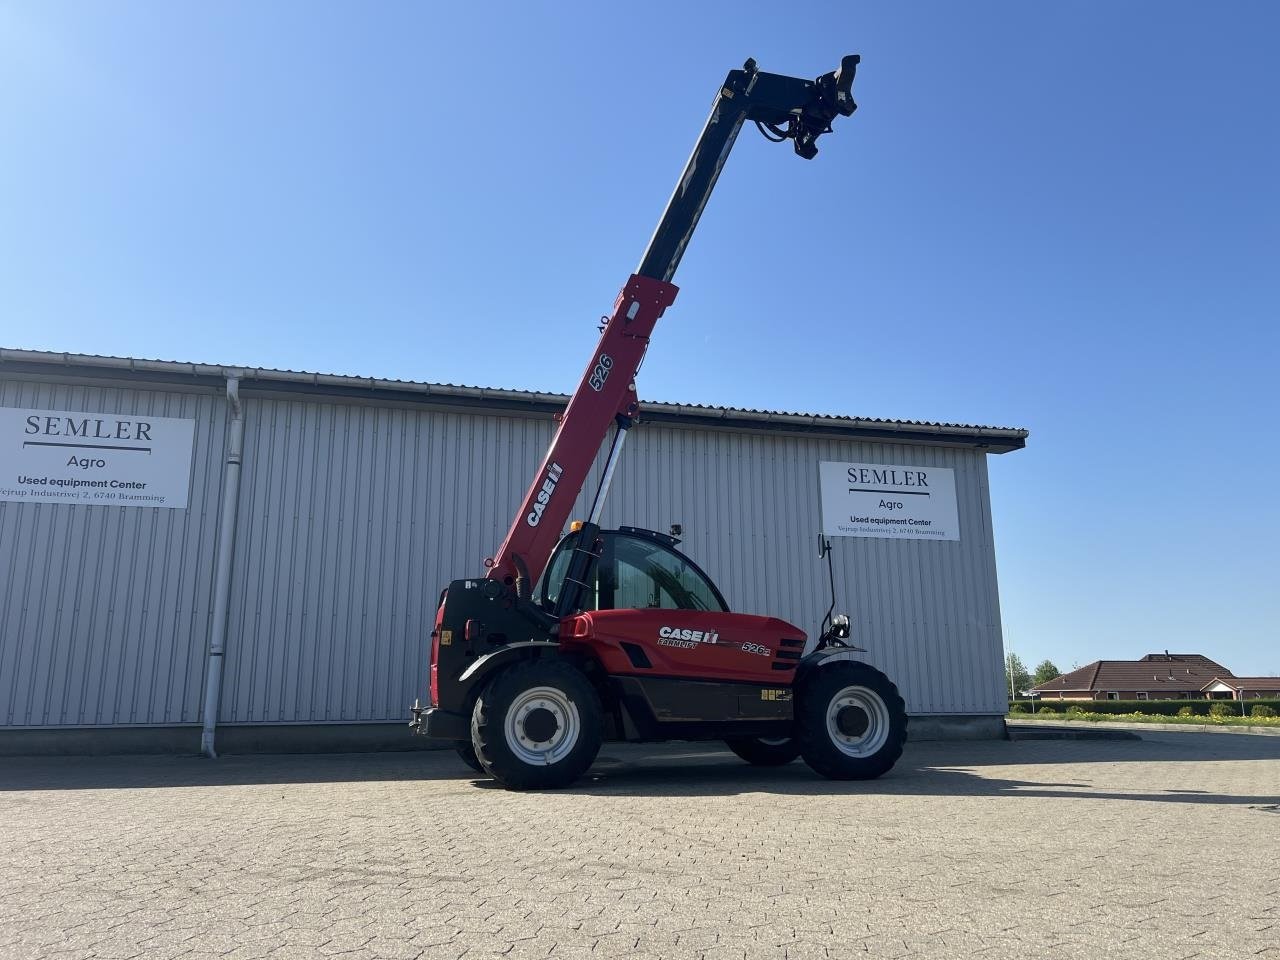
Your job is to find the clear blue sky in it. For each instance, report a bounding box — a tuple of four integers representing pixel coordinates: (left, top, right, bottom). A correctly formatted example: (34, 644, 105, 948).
(2, 2, 1276, 675)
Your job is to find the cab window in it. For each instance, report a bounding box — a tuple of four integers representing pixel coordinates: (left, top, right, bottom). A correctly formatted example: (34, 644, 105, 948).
(606, 534, 727, 612)
(542, 530, 727, 613)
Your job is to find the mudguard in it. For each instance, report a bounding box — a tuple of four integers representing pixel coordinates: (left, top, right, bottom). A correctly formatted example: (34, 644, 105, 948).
(793, 647, 872, 688)
(456, 641, 560, 704)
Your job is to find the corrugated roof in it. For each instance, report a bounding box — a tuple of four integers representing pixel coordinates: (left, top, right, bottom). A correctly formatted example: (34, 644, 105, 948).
(1033, 654, 1234, 693)
(0, 348, 1030, 452)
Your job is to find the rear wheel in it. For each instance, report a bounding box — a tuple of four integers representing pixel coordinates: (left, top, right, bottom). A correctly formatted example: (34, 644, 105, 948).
(471, 659, 603, 790)
(453, 740, 484, 774)
(724, 736, 801, 766)
(796, 661, 907, 780)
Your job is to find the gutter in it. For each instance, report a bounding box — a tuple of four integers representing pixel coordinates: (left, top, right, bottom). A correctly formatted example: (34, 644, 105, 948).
(200, 375, 245, 758)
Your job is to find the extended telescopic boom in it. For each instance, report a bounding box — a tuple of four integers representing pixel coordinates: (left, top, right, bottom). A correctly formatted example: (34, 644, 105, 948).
(486, 56, 861, 593)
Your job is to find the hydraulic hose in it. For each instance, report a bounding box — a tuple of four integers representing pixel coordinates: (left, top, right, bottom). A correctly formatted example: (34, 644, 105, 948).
(512, 553, 533, 602)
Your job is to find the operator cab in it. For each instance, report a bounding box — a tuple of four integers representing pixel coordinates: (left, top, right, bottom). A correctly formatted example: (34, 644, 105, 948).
(541, 526, 729, 615)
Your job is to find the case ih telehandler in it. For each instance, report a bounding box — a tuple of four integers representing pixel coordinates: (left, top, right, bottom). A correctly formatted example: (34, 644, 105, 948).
(410, 55, 908, 789)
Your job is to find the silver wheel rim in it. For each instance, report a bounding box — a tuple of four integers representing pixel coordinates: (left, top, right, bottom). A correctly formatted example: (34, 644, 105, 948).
(504, 685, 580, 766)
(825, 685, 890, 758)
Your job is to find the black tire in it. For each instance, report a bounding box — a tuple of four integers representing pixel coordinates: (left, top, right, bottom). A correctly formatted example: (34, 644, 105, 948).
(795, 661, 907, 780)
(724, 736, 801, 766)
(453, 740, 484, 774)
(471, 659, 603, 790)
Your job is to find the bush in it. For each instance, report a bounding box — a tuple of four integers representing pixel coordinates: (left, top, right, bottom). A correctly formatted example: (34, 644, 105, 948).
(1037, 707, 1057, 715)
(1177, 706, 1194, 717)
(1209, 702, 1232, 718)
(1251, 704, 1275, 718)
(1009, 703, 1025, 714)
(1066, 704, 1086, 716)
(1010, 698, 1280, 717)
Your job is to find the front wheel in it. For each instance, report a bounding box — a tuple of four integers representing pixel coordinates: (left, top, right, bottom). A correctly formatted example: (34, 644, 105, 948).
(471, 659, 603, 790)
(724, 736, 801, 766)
(796, 661, 907, 780)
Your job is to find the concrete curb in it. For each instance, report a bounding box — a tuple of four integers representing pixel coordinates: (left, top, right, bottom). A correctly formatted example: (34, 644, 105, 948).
(1008, 718, 1280, 737)
(0, 724, 452, 757)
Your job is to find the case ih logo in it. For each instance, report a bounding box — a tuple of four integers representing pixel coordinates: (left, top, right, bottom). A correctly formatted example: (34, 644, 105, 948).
(525, 461, 564, 527)
(657, 626, 720, 649)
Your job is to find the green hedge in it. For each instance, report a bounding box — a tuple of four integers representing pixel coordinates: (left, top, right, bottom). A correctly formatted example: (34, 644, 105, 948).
(1009, 698, 1280, 717)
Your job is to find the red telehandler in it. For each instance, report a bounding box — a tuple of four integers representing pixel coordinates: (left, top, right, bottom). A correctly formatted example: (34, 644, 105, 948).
(410, 55, 908, 789)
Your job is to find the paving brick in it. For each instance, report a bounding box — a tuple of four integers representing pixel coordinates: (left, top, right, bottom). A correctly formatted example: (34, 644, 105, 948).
(1, 733, 1277, 960)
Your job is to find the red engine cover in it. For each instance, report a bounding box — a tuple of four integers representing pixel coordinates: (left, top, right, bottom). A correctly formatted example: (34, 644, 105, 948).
(560, 609, 806, 683)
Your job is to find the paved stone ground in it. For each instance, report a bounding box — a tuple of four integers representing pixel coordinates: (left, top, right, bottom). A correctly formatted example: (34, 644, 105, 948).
(2, 731, 1278, 960)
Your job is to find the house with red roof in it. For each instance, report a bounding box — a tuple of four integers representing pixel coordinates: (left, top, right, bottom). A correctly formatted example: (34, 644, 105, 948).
(1031, 653, 1235, 701)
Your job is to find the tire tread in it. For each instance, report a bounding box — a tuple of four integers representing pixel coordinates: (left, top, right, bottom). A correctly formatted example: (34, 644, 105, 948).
(795, 661, 907, 780)
(471, 658, 602, 790)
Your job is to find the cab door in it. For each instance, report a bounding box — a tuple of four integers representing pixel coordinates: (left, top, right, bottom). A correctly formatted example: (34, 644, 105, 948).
(541, 527, 728, 615)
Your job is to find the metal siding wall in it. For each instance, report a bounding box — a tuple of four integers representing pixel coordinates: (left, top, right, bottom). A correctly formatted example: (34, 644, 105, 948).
(2, 374, 1008, 728)
(219, 398, 558, 723)
(0, 378, 225, 726)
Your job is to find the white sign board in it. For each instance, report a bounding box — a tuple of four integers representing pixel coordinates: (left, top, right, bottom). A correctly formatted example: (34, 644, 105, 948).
(0, 408, 196, 509)
(819, 461, 960, 541)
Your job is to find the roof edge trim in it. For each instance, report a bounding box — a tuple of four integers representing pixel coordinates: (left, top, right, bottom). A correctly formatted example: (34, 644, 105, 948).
(0, 348, 1029, 452)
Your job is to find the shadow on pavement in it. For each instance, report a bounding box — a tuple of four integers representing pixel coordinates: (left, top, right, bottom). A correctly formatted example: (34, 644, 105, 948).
(1, 732, 1277, 807)
(550, 742, 1280, 807)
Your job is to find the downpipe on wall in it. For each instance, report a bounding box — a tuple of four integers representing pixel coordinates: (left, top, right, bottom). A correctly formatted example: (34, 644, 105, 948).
(200, 375, 245, 758)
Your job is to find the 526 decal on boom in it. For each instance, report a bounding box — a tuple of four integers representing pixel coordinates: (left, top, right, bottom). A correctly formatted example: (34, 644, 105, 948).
(588, 354, 614, 392)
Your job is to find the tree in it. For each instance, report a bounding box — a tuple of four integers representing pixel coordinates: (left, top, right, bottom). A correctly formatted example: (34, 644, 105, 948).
(1006, 653, 1031, 698)
(1033, 659, 1061, 686)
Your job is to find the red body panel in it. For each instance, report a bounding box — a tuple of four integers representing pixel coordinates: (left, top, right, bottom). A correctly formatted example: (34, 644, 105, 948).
(487, 275, 679, 587)
(560, 609, 806, 684)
